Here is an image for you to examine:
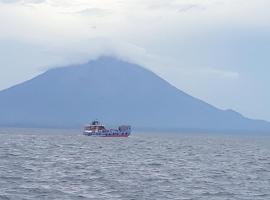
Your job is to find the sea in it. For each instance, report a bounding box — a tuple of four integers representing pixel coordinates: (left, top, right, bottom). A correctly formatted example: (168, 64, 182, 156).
(0, 128, 270, 200)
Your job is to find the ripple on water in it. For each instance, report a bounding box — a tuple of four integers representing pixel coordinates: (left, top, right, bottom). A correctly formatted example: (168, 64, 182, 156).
(0, 130, 270, 200)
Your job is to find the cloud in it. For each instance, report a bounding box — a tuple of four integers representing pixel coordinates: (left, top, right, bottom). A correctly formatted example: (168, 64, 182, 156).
(199, 69, 239, 79)
(0, 0, 45, 4)
(145, 1, 205, 13)
(0, 0, 20, 3)
(0, 0, 267, 81)
(177, 4, 205, 12)
(72, 8, 112, 17)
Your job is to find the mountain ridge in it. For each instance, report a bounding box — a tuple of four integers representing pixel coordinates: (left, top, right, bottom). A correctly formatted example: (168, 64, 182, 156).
(0, 56, 269, 133)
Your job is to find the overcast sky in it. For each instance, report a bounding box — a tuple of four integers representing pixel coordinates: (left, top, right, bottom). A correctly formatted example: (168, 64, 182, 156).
(0, 0, 270, 121)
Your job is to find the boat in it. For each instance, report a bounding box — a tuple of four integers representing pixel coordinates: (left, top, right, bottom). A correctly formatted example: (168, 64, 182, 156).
(83, 120, 131, 137)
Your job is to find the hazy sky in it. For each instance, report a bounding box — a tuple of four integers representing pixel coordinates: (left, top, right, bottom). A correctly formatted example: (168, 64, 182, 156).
(0, 0, 270, 121)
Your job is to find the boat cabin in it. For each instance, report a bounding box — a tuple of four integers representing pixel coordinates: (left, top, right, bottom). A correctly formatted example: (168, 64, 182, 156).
(84, 120, 106, 132)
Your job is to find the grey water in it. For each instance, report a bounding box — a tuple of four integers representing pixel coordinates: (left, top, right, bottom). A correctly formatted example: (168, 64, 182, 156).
(0, 129, 270, 200)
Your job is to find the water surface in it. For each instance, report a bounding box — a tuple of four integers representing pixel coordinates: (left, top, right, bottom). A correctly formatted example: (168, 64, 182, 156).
(0, 128, 270, 200)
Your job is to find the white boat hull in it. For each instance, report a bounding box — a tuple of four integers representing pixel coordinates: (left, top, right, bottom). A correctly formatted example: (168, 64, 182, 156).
(83, 130, 131, 137)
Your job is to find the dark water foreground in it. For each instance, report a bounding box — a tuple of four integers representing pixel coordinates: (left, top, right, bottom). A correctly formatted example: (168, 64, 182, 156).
(0, 129, 270, 200)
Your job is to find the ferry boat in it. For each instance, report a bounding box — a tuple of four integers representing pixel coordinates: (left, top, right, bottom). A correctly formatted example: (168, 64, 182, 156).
(83, 120, 131, 137)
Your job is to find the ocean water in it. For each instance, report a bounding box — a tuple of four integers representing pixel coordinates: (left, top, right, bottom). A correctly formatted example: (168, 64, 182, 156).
(0, 129, 270, 200)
